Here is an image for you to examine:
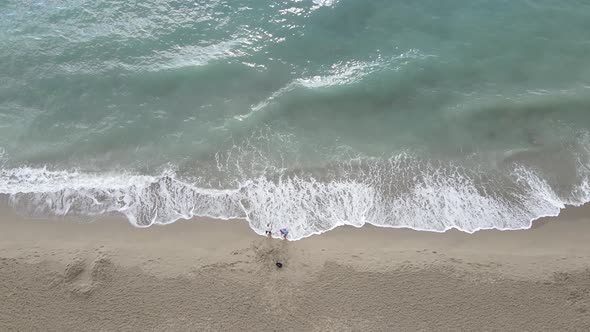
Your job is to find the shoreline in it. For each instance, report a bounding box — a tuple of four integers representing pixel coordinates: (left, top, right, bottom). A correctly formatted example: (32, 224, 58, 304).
(1, 205, 590, 330)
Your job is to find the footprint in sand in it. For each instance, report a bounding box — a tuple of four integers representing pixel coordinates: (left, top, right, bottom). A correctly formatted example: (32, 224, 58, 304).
(63, 255, 115, 297)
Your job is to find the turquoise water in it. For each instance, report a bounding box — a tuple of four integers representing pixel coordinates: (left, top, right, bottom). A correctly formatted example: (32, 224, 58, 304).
(2, 0, 590, 239)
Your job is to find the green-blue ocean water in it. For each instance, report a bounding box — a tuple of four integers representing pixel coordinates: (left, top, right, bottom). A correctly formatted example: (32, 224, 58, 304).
(1, 0, 590, 238)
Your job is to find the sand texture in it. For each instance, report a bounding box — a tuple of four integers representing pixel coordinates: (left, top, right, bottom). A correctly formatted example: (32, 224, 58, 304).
(1, 205, 590, 331)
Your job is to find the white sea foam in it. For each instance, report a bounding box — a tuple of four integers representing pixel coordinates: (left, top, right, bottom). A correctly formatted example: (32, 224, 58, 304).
(2, 144, 589, 240)
(311, 0, 340, 10)
(296, 60, 380, 88)
(241, 50, 432, 120)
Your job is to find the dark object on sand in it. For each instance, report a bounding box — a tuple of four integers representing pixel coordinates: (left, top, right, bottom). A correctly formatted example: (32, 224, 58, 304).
(276, 262, 283, 268)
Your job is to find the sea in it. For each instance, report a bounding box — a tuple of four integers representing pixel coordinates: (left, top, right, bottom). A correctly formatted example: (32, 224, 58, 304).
(2, 0, 590, 239)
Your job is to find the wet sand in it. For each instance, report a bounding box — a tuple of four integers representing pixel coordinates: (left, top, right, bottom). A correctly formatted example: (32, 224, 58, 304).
(1, 205, 589, 331)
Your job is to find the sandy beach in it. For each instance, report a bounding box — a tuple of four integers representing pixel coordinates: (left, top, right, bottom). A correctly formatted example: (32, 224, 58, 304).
(1, 204, 590, 331)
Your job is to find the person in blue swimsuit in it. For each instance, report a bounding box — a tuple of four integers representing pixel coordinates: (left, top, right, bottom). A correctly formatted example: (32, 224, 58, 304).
(280, 228, 289, 240)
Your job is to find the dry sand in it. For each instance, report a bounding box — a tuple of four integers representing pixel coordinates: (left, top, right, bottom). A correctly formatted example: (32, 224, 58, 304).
(1, 204, 590, 331)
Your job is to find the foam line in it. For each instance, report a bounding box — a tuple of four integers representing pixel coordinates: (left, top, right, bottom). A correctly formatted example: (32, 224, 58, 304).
(2, 147, 589, 241)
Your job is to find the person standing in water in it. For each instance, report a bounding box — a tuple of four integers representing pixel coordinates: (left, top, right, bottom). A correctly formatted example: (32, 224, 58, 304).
(280, 228, 289, 240)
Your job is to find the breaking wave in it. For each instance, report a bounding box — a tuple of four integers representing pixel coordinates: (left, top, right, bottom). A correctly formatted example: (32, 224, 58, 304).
(2, 141, 589, 240)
